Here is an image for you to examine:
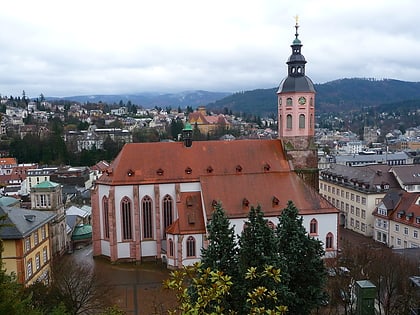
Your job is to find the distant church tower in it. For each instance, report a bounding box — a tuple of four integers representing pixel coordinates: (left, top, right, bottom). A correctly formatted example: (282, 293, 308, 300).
(277, 18, 318, 188)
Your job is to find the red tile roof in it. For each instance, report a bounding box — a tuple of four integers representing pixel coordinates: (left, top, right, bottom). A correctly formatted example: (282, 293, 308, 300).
(167, 192, 206, 235)
(200, 172, 337, 219)
(97, 139, 291, 185)
(390, 191, 420, 226)
(0, 158, 17, 167)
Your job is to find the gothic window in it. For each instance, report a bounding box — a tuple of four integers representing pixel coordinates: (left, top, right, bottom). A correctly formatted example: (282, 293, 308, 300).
(299, 114, 305, 129)
(286, 114, 292, 129)
(103, 196, 109, 239)
(310, 97, 313, 106)
(310, 114, 313, 129)
(278, 98, 282, 106)
(142, 196, 153, 239)
(186, 236, 196, 257)
(121, 197, 133, 240)
(310, 218, 318, 235)
(326, 232, 334, 249)
(163, 195, 173, 239)
(169, 238, 174, 257)
(286, 98, 293, 106)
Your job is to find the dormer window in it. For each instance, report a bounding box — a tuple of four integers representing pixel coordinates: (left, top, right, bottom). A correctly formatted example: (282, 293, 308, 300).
(264, 163, 271, 172)
(272, 196, 280, 207)
(211, 200, 218, 208)
(186, 196, 193, 207)
(397, 210, 405, 219)
(236, 165, 243, 173)
(156, 168, 164, 176)
(207, 166, 214, 174)
(185, 167, 192, 175)
(127, 169, 134, 176)
(242, 198, 249, 208)
(416, 217, 420, 224)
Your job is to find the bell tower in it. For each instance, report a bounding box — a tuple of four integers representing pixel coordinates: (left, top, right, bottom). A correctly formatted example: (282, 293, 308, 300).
(277, 18, 318, 188)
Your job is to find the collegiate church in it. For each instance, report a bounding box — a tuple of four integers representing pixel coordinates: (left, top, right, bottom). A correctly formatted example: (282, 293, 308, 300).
(91, 22, 339, 268)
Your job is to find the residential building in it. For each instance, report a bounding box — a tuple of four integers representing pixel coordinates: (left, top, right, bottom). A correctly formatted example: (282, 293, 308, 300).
(0, 157, 17, 176)
(335, 151, 412, 167)
(188, 106, 230, 135)
(30, 181, 68, 256)
(319, 164, 399, 237)
(373, 190, 420, 248)
(0, 206, 55, 286)
(26, 167, 58, 192)
(390, 164, 420, 192)
(91, 21, 339, 268)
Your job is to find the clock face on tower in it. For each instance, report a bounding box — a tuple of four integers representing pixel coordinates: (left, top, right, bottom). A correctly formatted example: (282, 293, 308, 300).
(298, 96, 306, 105)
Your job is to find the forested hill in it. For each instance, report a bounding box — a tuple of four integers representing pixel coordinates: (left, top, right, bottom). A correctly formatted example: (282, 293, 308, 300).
(206, 78, 420, 116)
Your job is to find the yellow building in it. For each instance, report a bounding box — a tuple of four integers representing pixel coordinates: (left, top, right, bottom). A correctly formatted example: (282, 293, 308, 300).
(319, 164, 398, 237)
(188, 106, 230, 135)
(0, 206, 55, 286)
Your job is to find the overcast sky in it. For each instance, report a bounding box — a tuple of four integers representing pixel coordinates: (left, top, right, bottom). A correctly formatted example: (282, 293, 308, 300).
(1, 0, 419, 98)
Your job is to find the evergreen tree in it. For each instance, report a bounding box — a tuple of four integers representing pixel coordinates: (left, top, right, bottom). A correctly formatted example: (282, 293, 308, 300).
(199, 202, 238, 311)
(237, 205, 287, 313)
(276, 200, 327, 315)
(201, 202, 237, 274)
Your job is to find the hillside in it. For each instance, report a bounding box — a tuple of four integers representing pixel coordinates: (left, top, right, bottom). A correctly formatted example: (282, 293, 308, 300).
(54, 90, 231, 108)
(206, 78, 420, 116)
(52, 78, 420, 117)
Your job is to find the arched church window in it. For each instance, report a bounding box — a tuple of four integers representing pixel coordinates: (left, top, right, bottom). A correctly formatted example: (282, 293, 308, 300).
(142, 196, 153, 239)
(310, 114, 313, 129)
(310, 97, 313, 106)
(299, 114, 305, 129)
(326, 232, 334, 249)
(286, 114, 292, 129)
(102, 196, 109, 239)
(163, 195, 173, 239)
(310, 218, 318, 235)
(121, 197, 132, 241)
(186, 236, 196, 257)
(286, 98, 293, 106)
(168, 238, 174, 257)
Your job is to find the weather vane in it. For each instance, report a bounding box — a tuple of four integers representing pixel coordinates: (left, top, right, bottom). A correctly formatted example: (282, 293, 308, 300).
(294, 14, 299, 26)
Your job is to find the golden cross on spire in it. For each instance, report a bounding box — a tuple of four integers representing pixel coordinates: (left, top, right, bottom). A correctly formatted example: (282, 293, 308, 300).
(294, 14, 299, 26)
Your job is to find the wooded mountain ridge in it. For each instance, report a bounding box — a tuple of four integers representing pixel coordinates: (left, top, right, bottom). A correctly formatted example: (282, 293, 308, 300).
(56, 78, 420, 116)
(207, 78, 420, 116)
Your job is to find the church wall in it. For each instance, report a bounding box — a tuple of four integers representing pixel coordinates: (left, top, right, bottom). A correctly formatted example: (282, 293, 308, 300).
(113, 185, 133, 242)
(181, 233, 204, 266)
(117, 242, 131, 258)
(101, 240, 110, 256)
(141, 240, 157, 257)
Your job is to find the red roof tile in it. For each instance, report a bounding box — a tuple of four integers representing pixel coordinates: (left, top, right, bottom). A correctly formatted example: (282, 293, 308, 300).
(167, 192, 206, 235)
(200, 172, 337, 219)
(97, 139, 290, 185)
